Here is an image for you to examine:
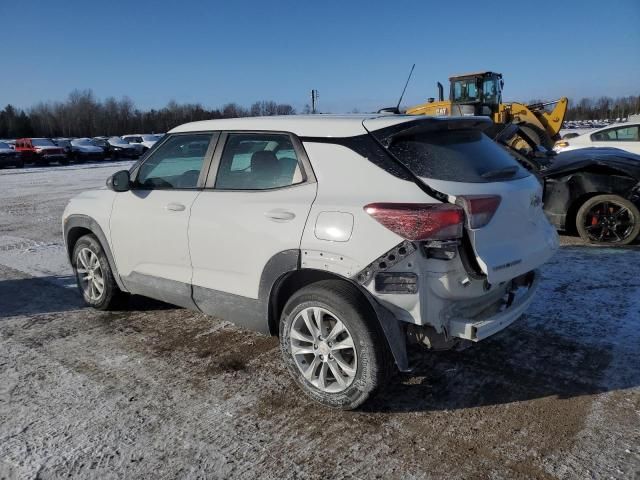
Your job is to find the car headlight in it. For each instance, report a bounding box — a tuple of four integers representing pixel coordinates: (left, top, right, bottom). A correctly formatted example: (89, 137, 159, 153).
(554, 141, 569, 149)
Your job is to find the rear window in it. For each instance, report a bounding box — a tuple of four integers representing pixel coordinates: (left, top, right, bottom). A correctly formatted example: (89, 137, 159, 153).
(381, 129, 529, 183)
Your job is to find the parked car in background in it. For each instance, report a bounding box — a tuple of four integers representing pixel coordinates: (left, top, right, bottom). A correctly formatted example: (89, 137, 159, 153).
(555, 122, 640, 155)
(511, 146, 640, 245)
(63, 114, 558, 409)
(0, 141, 23, 168)
(70, 138, 105, 162)
(0, 139, 16, 149)
(121, 134, 161, 152)
(91, 137, 115, 158)
(107, 137, 143, 158)
(53, 138, 73, 159)
(15, 138, 67, 165)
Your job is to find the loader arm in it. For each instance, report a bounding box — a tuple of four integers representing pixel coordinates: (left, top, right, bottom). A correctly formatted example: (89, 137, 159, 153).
(536, 97, 568, 137)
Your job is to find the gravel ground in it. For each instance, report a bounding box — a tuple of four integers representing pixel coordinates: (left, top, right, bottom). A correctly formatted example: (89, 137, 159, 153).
(0, 162, 639, 479)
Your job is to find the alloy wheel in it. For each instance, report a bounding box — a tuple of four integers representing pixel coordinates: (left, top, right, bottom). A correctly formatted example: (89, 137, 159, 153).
(76, 247, 105, 301)
(584, 200, 636, 243)
(289, 306, 358, 393)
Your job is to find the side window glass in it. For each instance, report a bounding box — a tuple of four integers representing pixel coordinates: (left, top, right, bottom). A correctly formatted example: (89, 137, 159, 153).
(136, 133, 213, 189)
(615, 126, 639, 141)
(215, 134, 304, 190)
(592, 127, 639, 142)
(592, 129, 615, 141)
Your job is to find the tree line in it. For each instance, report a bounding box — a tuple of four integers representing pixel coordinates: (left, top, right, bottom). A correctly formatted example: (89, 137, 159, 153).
(563, 95, 640, 121)
(1, 89, 639, 139)
(0, 89, 296, 139)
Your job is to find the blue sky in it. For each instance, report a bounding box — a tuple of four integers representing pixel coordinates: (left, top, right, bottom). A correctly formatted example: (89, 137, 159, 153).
(1, 0, 639, 113)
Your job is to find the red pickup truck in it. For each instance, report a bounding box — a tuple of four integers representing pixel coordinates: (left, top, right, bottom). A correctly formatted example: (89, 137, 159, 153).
(15, 138, 68, 165)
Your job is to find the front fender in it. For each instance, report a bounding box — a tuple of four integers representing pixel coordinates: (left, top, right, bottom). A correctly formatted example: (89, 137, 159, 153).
(63, 214, 128, 292)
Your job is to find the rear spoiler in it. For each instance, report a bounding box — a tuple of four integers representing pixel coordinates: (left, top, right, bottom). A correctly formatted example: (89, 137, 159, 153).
(368, 116, 493, 148)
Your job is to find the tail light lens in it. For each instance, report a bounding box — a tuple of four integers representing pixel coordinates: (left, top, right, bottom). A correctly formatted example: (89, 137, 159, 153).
(364, 203, 464, 241)
(455, 195, 501, 229)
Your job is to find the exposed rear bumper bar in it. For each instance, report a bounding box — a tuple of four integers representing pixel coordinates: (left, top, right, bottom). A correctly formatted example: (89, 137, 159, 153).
(448, 270, 540, 341)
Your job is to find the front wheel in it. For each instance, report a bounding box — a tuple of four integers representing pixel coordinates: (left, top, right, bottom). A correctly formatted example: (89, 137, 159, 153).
(576, 194, 640, 245)
(279, 280, 391, 410)
(72, 234, 126, 309)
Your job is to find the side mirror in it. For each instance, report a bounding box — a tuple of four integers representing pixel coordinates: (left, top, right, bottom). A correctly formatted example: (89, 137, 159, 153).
(106, 170, 131, 192)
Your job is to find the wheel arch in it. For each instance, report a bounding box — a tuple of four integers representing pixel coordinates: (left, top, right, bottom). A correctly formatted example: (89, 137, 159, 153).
(64, 214, 128, 292)
(268, 267, 409, 372)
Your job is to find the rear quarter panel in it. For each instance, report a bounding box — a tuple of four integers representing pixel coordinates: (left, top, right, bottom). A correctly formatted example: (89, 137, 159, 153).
(299, 142, 433, 276)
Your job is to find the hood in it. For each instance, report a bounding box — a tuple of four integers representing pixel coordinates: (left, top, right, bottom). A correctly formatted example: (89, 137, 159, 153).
(543, 147, 640, 180)
(110, 142, 136, 149)
(36, 146, 62, 151)
(75, 145, 103, 153)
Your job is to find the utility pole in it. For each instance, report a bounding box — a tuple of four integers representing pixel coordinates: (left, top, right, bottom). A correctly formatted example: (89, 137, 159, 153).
(311, 89, 319, 114)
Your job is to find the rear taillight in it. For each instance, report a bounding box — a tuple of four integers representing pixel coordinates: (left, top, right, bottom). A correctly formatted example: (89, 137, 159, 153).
(455, 195, 501, 229)
(364, 203, 464, 241)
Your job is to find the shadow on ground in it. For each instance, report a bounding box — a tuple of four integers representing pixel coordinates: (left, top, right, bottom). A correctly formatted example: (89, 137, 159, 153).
(359, 325, 633, 413)
(0, 275, 173, 319)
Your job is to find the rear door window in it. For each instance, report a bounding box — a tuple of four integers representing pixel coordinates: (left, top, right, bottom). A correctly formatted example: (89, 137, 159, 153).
(214, 133, 305, 190)
(377, 129, 529, 183)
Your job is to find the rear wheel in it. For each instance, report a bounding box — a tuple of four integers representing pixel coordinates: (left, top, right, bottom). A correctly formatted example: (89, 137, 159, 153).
(279, 280, 391, 409)
(72, 234, 127, 309)
(576, 194, 640, 245)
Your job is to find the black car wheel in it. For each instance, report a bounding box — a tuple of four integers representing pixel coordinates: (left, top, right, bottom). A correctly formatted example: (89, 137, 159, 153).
(576, 194, 640, 245)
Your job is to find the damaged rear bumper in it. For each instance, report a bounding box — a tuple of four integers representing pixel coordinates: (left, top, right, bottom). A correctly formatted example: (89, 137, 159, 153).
(447, 270, 540, 341)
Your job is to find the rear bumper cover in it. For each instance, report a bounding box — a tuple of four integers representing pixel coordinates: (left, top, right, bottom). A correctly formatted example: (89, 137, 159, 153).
(448, 270, 540, 341)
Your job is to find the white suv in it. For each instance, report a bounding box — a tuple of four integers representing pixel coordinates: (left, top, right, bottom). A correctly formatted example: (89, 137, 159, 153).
(62, 114, 558, 409)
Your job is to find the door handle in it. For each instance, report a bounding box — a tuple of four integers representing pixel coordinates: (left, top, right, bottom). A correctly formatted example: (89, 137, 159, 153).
(165, 202, 186, 212)
(264, 209, 296, 222)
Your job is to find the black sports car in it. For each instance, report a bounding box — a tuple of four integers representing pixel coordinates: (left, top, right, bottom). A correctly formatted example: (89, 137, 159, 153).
(528, 148, 640, 245)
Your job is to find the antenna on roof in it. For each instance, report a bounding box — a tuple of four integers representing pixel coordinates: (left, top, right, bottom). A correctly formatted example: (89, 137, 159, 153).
(396, 64, 415, 112)
(379, 64, 416, 114)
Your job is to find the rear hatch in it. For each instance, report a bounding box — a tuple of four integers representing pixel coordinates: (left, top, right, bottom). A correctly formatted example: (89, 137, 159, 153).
(364, 116, 558, 284)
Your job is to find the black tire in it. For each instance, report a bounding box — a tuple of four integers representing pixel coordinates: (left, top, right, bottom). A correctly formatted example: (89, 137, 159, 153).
(16, 161, 24, 168)
(279, 280, 392, 410)
(72, 234, 127, 310)
(576, 194, 640, 245)
(519, 124, 555, 151)
(60, 157, 70, 166)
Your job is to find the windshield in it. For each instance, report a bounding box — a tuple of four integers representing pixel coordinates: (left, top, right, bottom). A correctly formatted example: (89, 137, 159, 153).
(452, 78, 479, 102)
(32, 138, 56, 147)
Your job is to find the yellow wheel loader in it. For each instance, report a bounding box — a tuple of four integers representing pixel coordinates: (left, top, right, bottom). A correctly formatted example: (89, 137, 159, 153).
(405, 71, 568, 153)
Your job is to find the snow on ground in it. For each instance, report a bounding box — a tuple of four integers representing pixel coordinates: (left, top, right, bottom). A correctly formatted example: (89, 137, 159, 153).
(0, 162, 638, 479)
